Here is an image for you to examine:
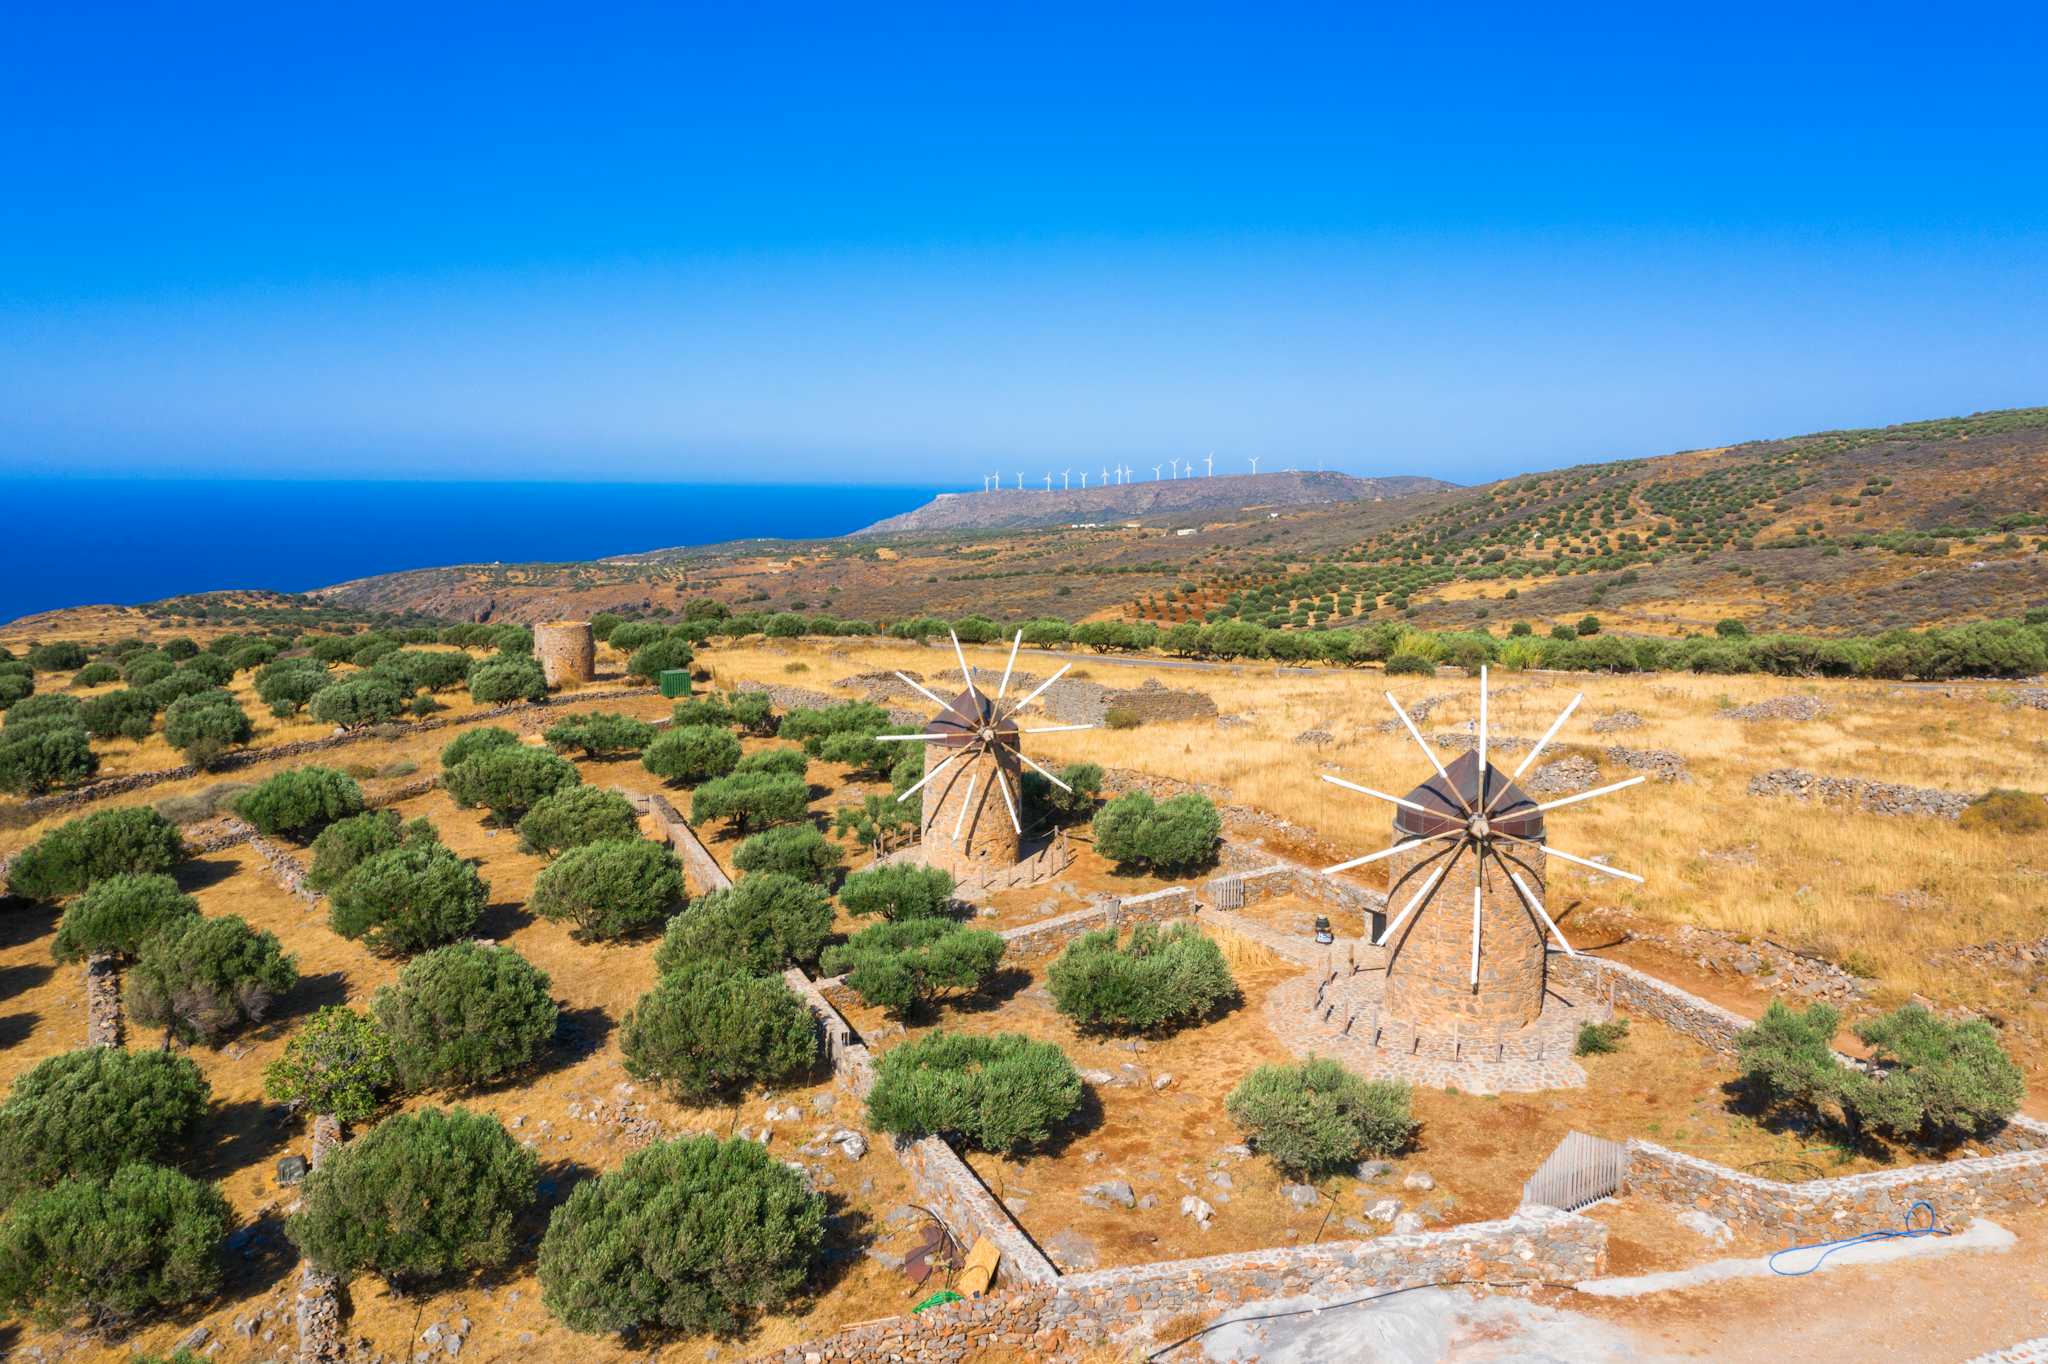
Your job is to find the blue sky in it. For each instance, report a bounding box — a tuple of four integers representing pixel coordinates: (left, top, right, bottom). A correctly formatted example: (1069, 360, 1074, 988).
(4, 3, 2044, 487)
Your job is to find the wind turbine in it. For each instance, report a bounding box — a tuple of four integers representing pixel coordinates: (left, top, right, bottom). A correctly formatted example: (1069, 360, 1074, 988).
(1080, 471, 1089, 489)
(1249, 456, 1261, 475)
(1061, 468, 1070, 490)
(1100, 465, 1110, 486)
(1016, 472, 1024, 490)
(1205, 453, 1214, 477)
(1042, 473, 1052, 491)
(1152, 464, 1162, 480)
(1169, 458, 1181, 479)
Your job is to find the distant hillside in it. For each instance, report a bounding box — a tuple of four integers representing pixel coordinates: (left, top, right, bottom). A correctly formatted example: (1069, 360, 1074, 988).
(852, 470, 1452, 536)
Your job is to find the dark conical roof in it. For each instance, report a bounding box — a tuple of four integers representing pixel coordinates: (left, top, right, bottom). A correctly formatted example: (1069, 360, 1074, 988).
(1392, 747, 1544, 840)
(922, 687, 1018, 748)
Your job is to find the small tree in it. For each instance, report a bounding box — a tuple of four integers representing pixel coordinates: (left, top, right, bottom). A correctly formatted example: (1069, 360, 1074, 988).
(24, 640, 89, 672)
(439, 724, 520, 771)
(653, 873, 832, 976)
(734, 747, 807, 779)
(529, 838, 684, 940)
(255, 658, 330, 716)
(865, 1032, 1082, 1154)
(467, 655, 549, 704)
(0, 1162, 229, 1330)
(816, 727, 906, 777)
(289, 1107, 536, 1290)
(372, 943, 557, 1090)
(1091, 791, 1221, 874)
(6, 806, 184, 902)
(1047, 922, 1236, 1035)
(263, 1006, 397, 1124)
(642, 724, 742, 785)
(0, 1049, 211, 1204)
(625, 636, 695, 682)
(731, 824, 843, 884)
(1225, 1058, 1416, 1176)
(0, 719, 98, 795)
(778, 701, 889, 755)
(309, 674, 405, 729)
(232, 766, 365, 839)
(79, 688, 157, 742)
(543, 710, 655, 758)
(1853, 1004, 2025, 1142)
(444, 744, 580, 822)
(161, 689, 253, 766)
(1028, 761, 1103, 822)
(729, 691, 776, 735)
(832, 793, 919, 858)
(606, 621, 668, 653)
(689, 771, 810, 834)
(838, 862, 955, 921)
(50, 873, 200, 963)
(127, 914, 299, 1044)
(537, 1134, 823, 1337)
(620, 961, 817, 1101)
(517, 785, 640, 856)
(819, 919, 1005, 1018)
(307, 811, 440, 892)
(1735, 1000, 1853, 1129)
(328, 844, 489, 955)
(669, 695, 732, 727)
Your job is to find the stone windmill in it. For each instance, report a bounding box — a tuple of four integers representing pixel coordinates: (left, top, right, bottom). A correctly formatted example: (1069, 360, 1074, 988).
(1318, 668, 1643, 1035)
(881, 631, 1094, 881)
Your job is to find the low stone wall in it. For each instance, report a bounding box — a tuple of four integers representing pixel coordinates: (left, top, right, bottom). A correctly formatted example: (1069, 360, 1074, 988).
(623, 791, 733, 895)
(84, 953, 122, 1048)
(295, 1114, 345, 1364)
(1550, 953, 1756, 1055)
(233, 820, 322, 908)
(995, 886, 1192, 963)
(1748, 767, 1972, 820)
(762, 1288, 1061, 1363)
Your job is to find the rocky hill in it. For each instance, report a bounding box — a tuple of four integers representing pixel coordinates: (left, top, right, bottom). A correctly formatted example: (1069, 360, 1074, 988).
(851, 470, 1452, 536)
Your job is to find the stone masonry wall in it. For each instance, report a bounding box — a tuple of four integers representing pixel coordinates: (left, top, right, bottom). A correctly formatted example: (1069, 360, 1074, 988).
(84, 953, 122, 1048)
(994, 886, 1192, 964)
(624, 791, 734, 895)
(1748, 767, 1974, 820)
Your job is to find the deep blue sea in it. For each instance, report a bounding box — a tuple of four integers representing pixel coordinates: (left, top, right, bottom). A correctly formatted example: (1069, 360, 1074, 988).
(7, 478, 941, 626)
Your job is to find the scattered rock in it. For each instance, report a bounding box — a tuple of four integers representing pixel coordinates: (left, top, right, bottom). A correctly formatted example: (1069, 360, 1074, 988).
(1748, 768, 1970, 820)
(1605, 746, 1689, 782)
(1524, 755, 1598, 797)
(1207, 1170, 1234, 1191)
(1402, 1171, 1435, 1192)
(1293, 729, 1334, 747)
(1180, 1196, 1215, 1226)
(1678, 1208, 1734, 1247)
(1589, 710, 1643, 734)
(1366, 1198, 1401, 1223)
(1281, 1182, 1319, 1209)
(1152, 1073, 1174, 1090)
(1082, 1179, 1136, 1210)
(1354, 1160, 1392, 1181)
(1393, 1211, 1426, 1234)
(1045, 1227, 1100, 1268)
(1728, 695, 1828, 722)
(832, 1129, 868, 1160)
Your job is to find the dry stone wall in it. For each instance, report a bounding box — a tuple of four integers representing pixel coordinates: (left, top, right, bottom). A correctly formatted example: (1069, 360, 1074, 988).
(84, 953, 122, 1048)
(1748, 767, 1973, 820)
(622, 790, 733, 894)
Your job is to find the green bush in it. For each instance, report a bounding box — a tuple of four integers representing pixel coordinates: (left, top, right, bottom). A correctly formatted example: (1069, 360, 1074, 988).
(466, 654, 548, 704)
(328, 844, 489, 955)
(1735, 1000, 1854, 1128)
(653, 873, 832, 976)
(444, 744, 580, 822)
(542, 711, 654, 759)
(819, 918, 1005, 1018)
(372, 943, 557, 1091)
(669, 695, 732, 727)
(0, 1048, 211, 1204)
(144, 667, 218, 710)
(621, 961, 817, 1101)
(288, 1107, 536, 1289)
(0, 718, 98, 794)
(865, 1031, 1082, 1154)
(1032, 761, 1103, 821)
(779, 701, 889, 756)
(371, 649, 472, 694)
(123, 653, 175, 687)
(1225, 1058, 1416, 1176)
(838, 862, 955, 921)
(605, 621, 669, 653)
(831, 792, 920, 856)
(50, 873, 200, 962)
(263, 1006, 396, 1124)
(79, 688, 157, 742)
(307, 811, 440, 893)
(729, 691, 776, 735)
(6, 806, 185, 901)
(529, 838, 684, 939)
(733, 746, 807, 779)
(161, 689, 253, 766)
(255, 657, 330, 715)
(642, 724, 742, 787)
(24, 641, 88, 672)
(439, 724, 520, 771)
(5, 693, 82, 727)
(232, 766, 365, 838)
(816, 727, 909, 777)
(689, 771, 810, 834)
(1852, 1003, 2026, 1141)
(0, 671, 33, 709)
(1102, 705, 1141, 730)
(1090, 790, 1221, 874)
(1574, 1019, 1631, 1056)
(517, 785, 640, 856)
(537, 1134, 824, 1336)
(1383, 651, 1436, 676)
(1047, 922, 1236, 1035)
(127, 914, 299, 1044)
(625, 637, 695, 681)
(309, 674, 405, 728)
(731, 824, 843, 884)
(0, 1162, 229, 1328)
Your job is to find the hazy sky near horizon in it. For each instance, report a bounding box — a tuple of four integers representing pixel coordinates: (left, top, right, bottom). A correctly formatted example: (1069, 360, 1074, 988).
(4, 4, 2045, 488)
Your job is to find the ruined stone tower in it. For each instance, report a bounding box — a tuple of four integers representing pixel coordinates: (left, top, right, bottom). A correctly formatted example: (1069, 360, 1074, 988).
(534, 620, 595, 689)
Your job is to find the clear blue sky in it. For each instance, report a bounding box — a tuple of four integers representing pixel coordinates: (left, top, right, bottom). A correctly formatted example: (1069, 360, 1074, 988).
(4, 2, 2044, 487)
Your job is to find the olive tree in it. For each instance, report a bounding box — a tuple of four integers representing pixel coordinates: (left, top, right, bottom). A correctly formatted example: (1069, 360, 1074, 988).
(1091, 790, 1222, 874)
(444, 743, 579, 822)
(818, 918, 1005, 1018)
(467, 655, 548, 704)
(263, 1006, 397, 1125)
(1225, 1059, 1416, 1176)
(371, 943, 557, 1090)
(161, 689, 253, 766)
(51, 873, 200, 963)
(653, 873, 832, 976)
(865, 1032, 1083, 1154)
(231, 766, 365, 839)
(0, 718, 99, 795)
(439, 724, 520, 771)
(0, 1162, 230, 1330)
(307, 811, 439, 892)
(730, 824, 843, 884)
(838, 863, 955, 921)
(5, 806, 184, 902)
(517, 785, 640, 856)
(543, 711, 655, 758)
(1047, 923, 1236, 1035)
(127, 915, 299, 1044)
(328, 844, 489, 955)
(625, 636, 694, 682)
(642, 724, 741, 785)
(309, 674, 406, 729)
(689, 771, 810, 834)
(0, 1048, 211, 1204)
(79, 688, 157, 742)
(620, 961, 817, 1101)
(529, 838, 684, 940)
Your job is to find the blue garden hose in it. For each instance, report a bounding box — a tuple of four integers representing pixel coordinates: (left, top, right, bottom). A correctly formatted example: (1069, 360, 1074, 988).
(1767, 1198, 1946, 1276)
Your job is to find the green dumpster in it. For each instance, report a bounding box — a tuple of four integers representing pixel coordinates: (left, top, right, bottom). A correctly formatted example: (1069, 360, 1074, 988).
(659, 669, 693, 698)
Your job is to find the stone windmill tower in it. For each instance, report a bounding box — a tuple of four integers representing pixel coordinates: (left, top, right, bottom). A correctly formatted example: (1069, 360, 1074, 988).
(1319, 669, 1644, 1038)
(881, 631, 1094, 881)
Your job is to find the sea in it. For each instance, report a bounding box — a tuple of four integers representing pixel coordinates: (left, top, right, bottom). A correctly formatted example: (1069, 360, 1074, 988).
(5, 478, 942, 627)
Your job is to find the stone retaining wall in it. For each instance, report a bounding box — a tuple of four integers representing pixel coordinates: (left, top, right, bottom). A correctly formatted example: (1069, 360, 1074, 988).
(295, 1114, 345, 1364)
(1748, 767, 1973, 820)
(84, 953, 122, 1047)
(994, 886, 1193, 963)
(1550, 952, 1756, 1054)
(232, 820, 322, 908)
(623, 791, 734, 895)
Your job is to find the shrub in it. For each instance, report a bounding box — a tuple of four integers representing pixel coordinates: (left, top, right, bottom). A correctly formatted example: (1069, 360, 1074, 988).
(779, 701, 889, 755)
(5, 693, 82, 727)
(1090, 790, 1221, 874)
(653, 873, 832, 976)
(1577, 615, 1603, 636)
(122, 653, 175, 688)
(669, 695, 732, 727)
(1225, 1058, 1416, 1176)
(1574, 1018, 1631, 1056)
(642, 724, 742, 785)
(1022, 761, 1103, 822)
(1960, 788, 2048, 837)
(605, 621, 669, 653)
(161, 689, 253, 766)
(866, 1032, 1082, 1154)
(729, 691, 777, 735)
(1735, 1000, 1853, 1127)
(467, 655, 548, 704)
(689, 771, 810, 834)
(7, 806, 184, 901)
(734, 747, 807, 779)
(530, 838, 684, 939)
(836, 863, 955, 923)
(262, 1006, 396, 1124)
(444, 744, 580, 822)
(625, 637, 695, 681)
(51, 873, 200, 962)
(308, 811, 440, 892)
(1047, 922, 1236, 1035)
(537, 1134, 824, 1336)
(372, 649, 472, 694)
(25, 641, 88, 672)
(309, 674, 405, 728)
(731, 824, 843, 884)
(1102, 705, 1141, 730)
(255, 657, 329, 715)
(0, 1162, 229, 1329)
(518, 785, 640, 856)
(328, 844, 489, 955)
(372, 943, 557, 1090)
(144, 667, 219, 710)
(439, 724, 521, 771)
(819, 918, 1006, 1017)
(232, 766, 365, 838)
(1852, 1003, 2025, 1141)
(0, 719, 98, 794)
(1383, 651, 1436, 676)
(543, 711, 655, 758)
(288, 1107, 535, 1289)
(79, 688, 157, 742)
(0, 671, 33, 708)
(127, 915, 299, 1044)
(0, 1049, 210, 1204)
(620, 961, 817, 1101)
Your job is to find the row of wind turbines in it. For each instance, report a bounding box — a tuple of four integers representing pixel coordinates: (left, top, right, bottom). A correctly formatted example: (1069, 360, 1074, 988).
(979, 453, 1270, 493)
